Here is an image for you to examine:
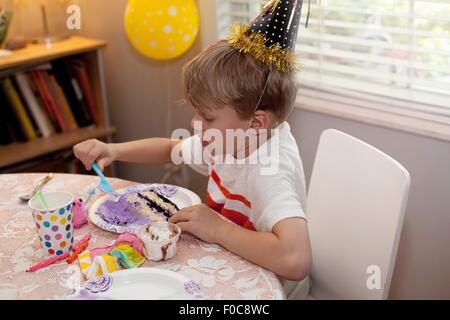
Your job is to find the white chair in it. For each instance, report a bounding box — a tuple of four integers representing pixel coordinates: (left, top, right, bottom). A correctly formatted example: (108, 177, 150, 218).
(307, 129, 410, 299)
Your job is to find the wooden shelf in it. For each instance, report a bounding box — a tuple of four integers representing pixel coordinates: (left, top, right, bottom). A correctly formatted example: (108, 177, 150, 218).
(0, 36, 115, 173)
(0, 126, 116, 169)
(0, 37, 107, 70)
(0, 37, 116, 170)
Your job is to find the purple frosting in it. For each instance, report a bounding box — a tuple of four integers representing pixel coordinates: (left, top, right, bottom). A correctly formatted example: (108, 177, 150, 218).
(149, 184, 178, 198)
(97, 196, 150, 226)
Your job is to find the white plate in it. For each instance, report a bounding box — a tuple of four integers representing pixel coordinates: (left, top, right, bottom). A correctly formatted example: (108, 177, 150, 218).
(69, 268, 204, 300)
(89, 183, 201, 234)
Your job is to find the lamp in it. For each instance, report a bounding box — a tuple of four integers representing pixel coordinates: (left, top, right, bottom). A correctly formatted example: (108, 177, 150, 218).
(13, 0, 70, 48)
(36, 0, 70, 47)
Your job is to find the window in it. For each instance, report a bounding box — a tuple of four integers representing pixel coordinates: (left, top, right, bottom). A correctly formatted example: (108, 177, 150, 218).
(216, 0, 450, 122)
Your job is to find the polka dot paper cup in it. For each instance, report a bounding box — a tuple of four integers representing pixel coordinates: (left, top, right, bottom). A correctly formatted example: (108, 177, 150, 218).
(28, 191, 74, 257)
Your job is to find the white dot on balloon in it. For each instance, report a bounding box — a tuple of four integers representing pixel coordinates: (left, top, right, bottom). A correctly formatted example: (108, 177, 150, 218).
(164, 25, 173, 34)
(169, 38, 174, 43)
(149, 27, 155, 33)
(178, 30, 184, 35)
(168, 45, 175, 52)
(149, 41, 157, 47)
(184, 34, 191, 42)
(168, 6, 177, 16)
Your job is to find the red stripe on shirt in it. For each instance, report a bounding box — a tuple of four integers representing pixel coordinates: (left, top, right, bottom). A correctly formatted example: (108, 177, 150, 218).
(210, 169, 252, 208)
(206, 191, 224, 213)
(220, 208, 256, 231)
(207, 191, 256, 231)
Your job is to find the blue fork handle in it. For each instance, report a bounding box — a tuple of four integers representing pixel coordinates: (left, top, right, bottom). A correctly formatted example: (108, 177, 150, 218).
(92, 162, 113, 192)
(92, 162, 105, 179)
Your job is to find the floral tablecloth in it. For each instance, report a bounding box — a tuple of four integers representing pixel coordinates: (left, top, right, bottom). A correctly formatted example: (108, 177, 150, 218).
(0, 173, 284, 300)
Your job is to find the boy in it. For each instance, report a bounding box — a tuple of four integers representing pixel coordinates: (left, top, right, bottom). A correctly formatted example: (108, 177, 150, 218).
(74, 0, 311, 298)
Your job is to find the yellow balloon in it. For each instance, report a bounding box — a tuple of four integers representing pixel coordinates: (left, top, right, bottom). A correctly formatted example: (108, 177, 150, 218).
(124, 0, 199, 60)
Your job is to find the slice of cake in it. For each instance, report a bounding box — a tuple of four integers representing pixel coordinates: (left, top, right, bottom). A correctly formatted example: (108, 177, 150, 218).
(96, 189, 179, 226)
(122, 193, 165, 222)
(137, 190, 179, 219)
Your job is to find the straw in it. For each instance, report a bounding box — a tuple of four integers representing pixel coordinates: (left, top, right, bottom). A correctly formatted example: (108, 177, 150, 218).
(33, 191, 49, 210)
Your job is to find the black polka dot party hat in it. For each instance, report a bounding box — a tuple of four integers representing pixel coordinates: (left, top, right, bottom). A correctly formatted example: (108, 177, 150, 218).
(228, 0, 309, 73)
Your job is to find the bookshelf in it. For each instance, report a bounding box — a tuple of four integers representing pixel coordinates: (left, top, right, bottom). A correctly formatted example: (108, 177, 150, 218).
(0, 36, 116, 173)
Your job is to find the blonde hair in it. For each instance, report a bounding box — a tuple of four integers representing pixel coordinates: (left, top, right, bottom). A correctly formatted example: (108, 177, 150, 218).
(182, 40, 298, 122)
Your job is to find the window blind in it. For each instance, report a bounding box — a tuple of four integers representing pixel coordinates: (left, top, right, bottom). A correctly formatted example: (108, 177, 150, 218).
(216, 0, 450, 120)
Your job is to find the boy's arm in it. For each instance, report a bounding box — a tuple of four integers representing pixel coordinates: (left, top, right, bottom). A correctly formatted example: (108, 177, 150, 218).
(169, 204, 311, 281)
(73, 138, 181, 170)
(113, 138, 181, 165)
(217, 217, 311, 281)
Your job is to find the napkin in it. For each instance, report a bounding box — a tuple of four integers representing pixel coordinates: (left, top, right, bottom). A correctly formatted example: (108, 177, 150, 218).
(78, 233, 145, 280)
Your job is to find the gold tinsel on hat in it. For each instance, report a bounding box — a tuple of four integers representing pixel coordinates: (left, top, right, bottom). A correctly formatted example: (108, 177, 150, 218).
(228, 23, 299, 73)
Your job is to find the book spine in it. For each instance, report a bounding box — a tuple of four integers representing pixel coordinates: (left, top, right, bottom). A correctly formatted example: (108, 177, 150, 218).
(48, 74, 79, 131)
(0, 81, 27, 142)
(51, 59, 92, 127)
(1, 78, 37, 140)
(14, 73, 53, 138)
(42, 71, 70, 132)
(0, 96, 15, 144)
(25, 72, 55, 136)
(29, 70, 59, 132)
(35, 70, 67, 133)
(11, 77, 40, 136)
(72, 62, 100, 124)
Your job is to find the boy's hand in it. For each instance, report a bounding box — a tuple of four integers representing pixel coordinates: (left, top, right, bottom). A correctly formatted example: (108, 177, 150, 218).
(73, 139, 118, 171)
(168, 204, 227, 244)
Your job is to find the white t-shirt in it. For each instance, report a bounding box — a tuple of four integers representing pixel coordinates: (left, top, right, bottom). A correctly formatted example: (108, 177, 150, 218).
(178, 121, 307, 232)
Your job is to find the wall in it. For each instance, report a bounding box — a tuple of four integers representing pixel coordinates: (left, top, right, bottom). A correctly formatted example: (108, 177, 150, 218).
(288, 108, 450, 299)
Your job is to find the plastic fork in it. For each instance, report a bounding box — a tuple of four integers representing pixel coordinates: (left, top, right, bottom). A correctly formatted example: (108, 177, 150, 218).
(91, 162, 113, 193)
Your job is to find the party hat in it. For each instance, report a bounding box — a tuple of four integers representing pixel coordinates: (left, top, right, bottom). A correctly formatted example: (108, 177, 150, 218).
(228, 0, 309, 72)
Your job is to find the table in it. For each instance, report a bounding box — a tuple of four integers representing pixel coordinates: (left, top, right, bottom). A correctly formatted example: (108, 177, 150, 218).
(0, 173, 284, 300)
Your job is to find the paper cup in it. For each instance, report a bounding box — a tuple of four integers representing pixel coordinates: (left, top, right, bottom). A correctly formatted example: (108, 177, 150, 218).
(29, 191, 74, 257)
(137, 221, 181, 261)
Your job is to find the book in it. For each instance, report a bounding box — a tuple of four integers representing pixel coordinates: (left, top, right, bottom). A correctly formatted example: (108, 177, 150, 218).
(34, 69, 67, 132)
(46, 73, 79, 131)
(51, 59, 93, 127)
(14, 72, 54, 138)
(41, 71, 69, 132)
(71, 59, 100, 124)
(0, 91, 15, 144)
(29, 70, 59, 132)
(24, 72, 56, 136)
(11, 77, 40, 136)
(0, 78, 37, 140)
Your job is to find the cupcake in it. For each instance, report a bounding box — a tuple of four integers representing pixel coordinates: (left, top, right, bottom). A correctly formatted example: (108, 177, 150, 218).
(136, 221, 181, 261)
